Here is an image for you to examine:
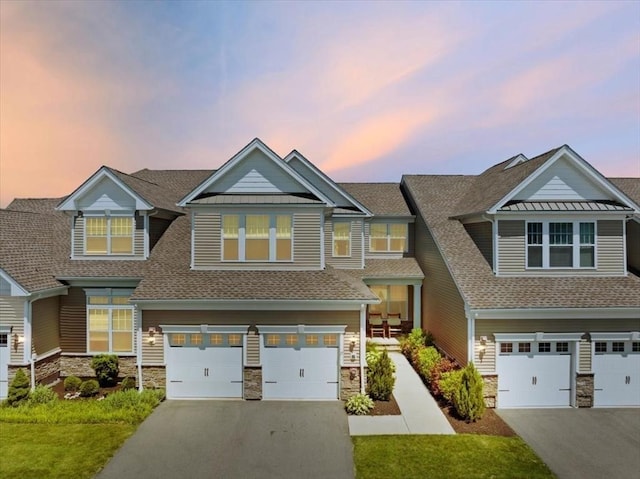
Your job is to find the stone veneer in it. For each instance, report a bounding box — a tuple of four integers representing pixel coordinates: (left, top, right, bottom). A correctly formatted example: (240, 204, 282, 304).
(340, 367, 362, 400)
(141, 366, 166, 389)
(60, 355, 137, 379)
(576, 373, 594, 408)
(243, 367, 262, 400)
(34, 353, 61, 384)
(482, 375, 497, 408)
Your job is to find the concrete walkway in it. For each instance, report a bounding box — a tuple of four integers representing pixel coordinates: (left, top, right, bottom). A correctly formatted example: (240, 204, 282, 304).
(348, 352, 455, 435)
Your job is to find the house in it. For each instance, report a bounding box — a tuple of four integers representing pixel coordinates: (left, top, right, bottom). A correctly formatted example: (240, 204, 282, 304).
(0, 138, 423, 400)
(402, 145, 640, 408)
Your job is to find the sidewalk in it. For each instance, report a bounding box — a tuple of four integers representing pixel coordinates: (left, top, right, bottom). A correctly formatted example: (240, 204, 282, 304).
(348, 352, 455, 435)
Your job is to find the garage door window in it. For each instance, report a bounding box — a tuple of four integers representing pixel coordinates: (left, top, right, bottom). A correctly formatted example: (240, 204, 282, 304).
(264, 334, 339, 348)
(228, 334, 242, 346)
(612, 342, 625, 352)
(633, 342, 640, 352)
(518, 343, 531, 353)
(170, 334, 186, 346)
(266, 334, 280, 346)
(595, 342, 607, 353)
(500, 343, 513, 354)
(306, 334, 318, 345)
(538, 342, 551, 353)
(285, 334, 298, 346)
(191, 334, 203, 346)
(556, 342, 569, 352)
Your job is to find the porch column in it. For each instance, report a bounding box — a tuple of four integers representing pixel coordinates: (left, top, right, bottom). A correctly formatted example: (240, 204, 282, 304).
(413, 284, 422, 330)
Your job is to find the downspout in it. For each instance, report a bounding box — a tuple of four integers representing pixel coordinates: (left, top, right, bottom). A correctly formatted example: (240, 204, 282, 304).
(25, 299, 35, 391)
(482, 214, 497, 275)
(135, 305, 143, 391)
(465, 303, 475, 365)
(360, 304, 366, 393)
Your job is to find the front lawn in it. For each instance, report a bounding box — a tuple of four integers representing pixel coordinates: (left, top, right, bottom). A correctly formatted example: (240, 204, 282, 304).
(353, 435, 556, 479)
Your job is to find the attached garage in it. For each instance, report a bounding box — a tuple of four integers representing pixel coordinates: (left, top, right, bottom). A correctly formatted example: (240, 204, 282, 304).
(162, 325, 248, 399)
(592, 333, 640, 407)
(495, 333, 580, 408)
(260, 325, 344, 400)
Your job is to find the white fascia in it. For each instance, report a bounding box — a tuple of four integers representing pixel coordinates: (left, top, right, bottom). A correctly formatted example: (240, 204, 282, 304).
(471, 308, 640, 320)
(133, 299, 375, 311)
(0, 268, 29, 296)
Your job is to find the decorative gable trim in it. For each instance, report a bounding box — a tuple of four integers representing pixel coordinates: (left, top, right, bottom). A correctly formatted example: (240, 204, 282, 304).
(0, 269, 28, 296)
(284, 151, 373, 216)
(178, 138, 336, 207)
(56, 167, 153, 212)
(488, 145, 640, 214)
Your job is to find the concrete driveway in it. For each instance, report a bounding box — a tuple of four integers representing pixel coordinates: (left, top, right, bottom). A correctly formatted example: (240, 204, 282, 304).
(96, 400, 354, 479)
(498, 408, 640, 479)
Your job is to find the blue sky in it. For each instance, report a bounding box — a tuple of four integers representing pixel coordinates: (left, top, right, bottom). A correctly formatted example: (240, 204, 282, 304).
(1, 0, 638, 206)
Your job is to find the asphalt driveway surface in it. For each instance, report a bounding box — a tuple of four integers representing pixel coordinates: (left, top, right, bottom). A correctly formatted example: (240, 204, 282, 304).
(498, 408, 640, 479)
(96, 400, 354, 479)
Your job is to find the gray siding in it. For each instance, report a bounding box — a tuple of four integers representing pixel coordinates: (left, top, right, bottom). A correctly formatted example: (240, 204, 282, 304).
(59, 287, 87, 353)
(628, 220, 640, 273)
(596, 220, 625, 274)
(497, 220, 525, 273)
(0, 296, 25, 363)
(464, 222, 493, 268)
(246, 333, 260, 366)
(31, 296, 60, 356)
(324, 218, 364, 269)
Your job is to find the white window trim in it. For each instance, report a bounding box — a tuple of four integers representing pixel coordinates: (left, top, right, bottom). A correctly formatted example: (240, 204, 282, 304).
(369, 222, 408, 253)
(84, 213, 135, 256)
(85, 288, 135, 354)
(332, 221, 352, 258)
(525, 220, 597, 269)
(221, 214, 293, 262)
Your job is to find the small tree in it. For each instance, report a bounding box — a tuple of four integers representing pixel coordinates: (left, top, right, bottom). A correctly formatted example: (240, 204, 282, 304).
(453, 363, 485, 422)
(367, 349, 395, 401)
(7, 369, 30, 406)
(91, 354, 119, 386)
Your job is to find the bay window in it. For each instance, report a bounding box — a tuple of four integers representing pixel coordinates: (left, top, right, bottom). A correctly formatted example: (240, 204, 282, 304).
(370, 223, 407, 252)
(333, 222, 351, 257)
(222, 214, 292, 262)
(85, 216, 133, 255)
(526, 221, 596, 268)
(86, 290, 134, 353)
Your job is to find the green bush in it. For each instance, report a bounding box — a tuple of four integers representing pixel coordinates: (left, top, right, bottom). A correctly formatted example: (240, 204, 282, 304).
(438, 369, 464, 402)
(29, 385, 58, 405)
(400, 328, 425, 362)
(7, 369, 30, 406)
(64, 375, 82, 392)
(79, 379, 100, 397)
(416, 346, 441, 383)
(453, 363, 485, 422)
(91, 354, 119, 386)
(429, 357, 458, 397)
(345, 393, 374, 415)
(367, 350, 395, 401)
(121, 377, 136, 391)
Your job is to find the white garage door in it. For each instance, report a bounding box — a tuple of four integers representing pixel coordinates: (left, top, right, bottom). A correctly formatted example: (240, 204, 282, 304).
(593, 340, 640, 407)
(165, 331, 243, 399)
(0, 333, 8, 399)
(497, 341, 572, 408)
(262, 332, 340, 400)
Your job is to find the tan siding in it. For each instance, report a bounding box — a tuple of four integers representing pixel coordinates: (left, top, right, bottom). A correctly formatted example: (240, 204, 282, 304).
(628, 220, 640, 272)
(193, 212, 220, 267)
(464, 222, 493, 268)
(292, 212, 322, 269)
(0, 296, 25, 363)
(59, 288, 87, 353)
(497, 220, 525, 273)
(246, 333, 260, 366)
(343, 329, 361, 366)
(579, 340, 591, 372)
(134, 213, 145, 256)
(325, 218, 363, 269)
(413, 215, 468, 364)
(474, 318, 640, 374)
(596, 220, 624, 274)
(73, 216, 84, 256)
(142, 310, 359, 365)
(31, 296, 60, 356)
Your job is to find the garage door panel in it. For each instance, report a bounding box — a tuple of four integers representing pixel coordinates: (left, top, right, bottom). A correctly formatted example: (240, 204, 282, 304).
(594, 349, 640, 407)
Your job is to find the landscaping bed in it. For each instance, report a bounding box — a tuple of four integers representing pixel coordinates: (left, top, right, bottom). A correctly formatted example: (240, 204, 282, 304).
(438, 400, 516, 436)
(370, 393, 401, 416)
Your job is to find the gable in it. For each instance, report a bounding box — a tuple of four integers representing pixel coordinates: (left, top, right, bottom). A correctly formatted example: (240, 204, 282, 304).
(515, 156, 610, 201)
(0, 270, 28, 296)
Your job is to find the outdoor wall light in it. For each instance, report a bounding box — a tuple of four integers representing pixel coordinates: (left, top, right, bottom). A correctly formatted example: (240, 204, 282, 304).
(349, 340, 356, 352)
(12, 333, 24, 352)
(147, 327, 156, 345)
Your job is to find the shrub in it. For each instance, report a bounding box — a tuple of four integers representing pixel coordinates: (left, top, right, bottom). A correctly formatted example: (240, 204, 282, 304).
(453, 363, 485, 422)
(29, 385, 58, 405)
(366, 348, 396, 373)
(91, 354, 119, 386)
(345, 393, 374, 415)
(64, 375, 82, 392)
(121, 377, 136, 391)
(400, 328, 425, 362)
(423, 330, 436, 347)
(367, 349, 395, 401)
(438, 369, 464, 402)
(7, 369, 30, 406)
(416, 346, 441, 383)
(79, 379, 100, 397)
(429, 357, 458, 397)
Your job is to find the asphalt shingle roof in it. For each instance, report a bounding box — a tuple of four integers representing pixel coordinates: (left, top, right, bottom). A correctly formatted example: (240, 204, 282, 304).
(339, 183, 412, 216)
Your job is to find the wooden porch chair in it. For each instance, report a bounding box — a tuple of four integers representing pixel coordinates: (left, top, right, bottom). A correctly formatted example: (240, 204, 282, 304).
(386, 313, 402, 338)
(368, 313, 385, 338)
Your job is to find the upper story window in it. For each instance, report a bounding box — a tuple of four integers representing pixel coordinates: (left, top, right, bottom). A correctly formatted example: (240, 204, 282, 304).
(370, 223, 407, 252)
(526, 221, 595, 269)
(86, 289, 134, 354)
(222, 214, 292, 262)
(86, 216, 133, 255)
(333, 222, 351, 257)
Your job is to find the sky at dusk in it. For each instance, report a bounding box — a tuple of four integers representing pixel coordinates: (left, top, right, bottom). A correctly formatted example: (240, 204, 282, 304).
(1, 0, 639, 207)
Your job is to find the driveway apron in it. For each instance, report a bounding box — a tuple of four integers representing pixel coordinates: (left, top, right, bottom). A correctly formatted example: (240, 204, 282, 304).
(498, 408, 640, 479)
(96, 400, 354, 479)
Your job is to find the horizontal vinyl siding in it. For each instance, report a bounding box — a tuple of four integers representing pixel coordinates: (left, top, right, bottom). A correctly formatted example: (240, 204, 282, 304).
(193, 212, 220, 267)
(579, 340, 591, 373)
(134, 216, 145, 256)
(0, 297, 25, 363)
(497, 220, 525, 273)
(325, 218, 363, 269)
(464, 222, 493, 267)
(142, 310, 359, 365)
(246, 334, 260, 366)
(31, 296, 60, 356)
(59, 288, 87, 353)
(596, 220, 624, 274)
(292, 213, 322, 269)
(474, 318, 640, 374)
(628, 220, 640, 272)
(73, 216, 84, 256)
(414, 215, 468, 364)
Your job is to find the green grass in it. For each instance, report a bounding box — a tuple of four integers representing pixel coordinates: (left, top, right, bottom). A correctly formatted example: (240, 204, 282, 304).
(353, 435, 556, 479)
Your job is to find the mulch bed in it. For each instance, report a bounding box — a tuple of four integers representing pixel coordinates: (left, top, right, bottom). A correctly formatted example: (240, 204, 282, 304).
(51, 378, 122, 400)
(437, 399, 516, 436)
(370, 393, 401, 416)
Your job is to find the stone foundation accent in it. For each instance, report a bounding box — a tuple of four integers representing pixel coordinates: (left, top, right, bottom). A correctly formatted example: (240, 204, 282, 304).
(244, 367, 262, 400)
(576, 373, 594, 408)
(141, 366, 166, 389)
(34, 353, 61, 385)
(340, 367, 362, 400)
(60, 355, 137, 380)
(482, 375, 497, 408)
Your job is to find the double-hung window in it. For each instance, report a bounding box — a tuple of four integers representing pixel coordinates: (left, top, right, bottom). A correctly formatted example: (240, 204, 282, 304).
(526, 221, 596, 268)
(86, 290, 134, 353)
(369, 223, 407, 252)
(222, 214, 292, 262)
(333, 222, 351, 257)
(85, 216, 133, 255)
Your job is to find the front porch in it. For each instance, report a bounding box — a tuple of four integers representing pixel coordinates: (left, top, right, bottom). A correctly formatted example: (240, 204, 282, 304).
(367, 336, 401, 352)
